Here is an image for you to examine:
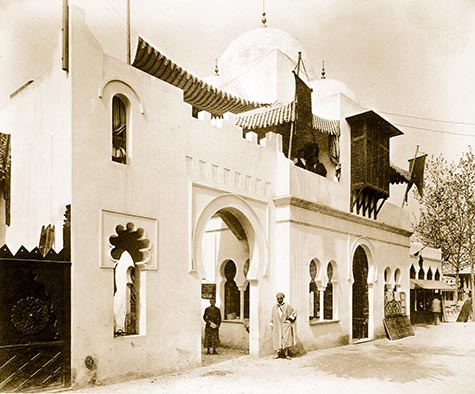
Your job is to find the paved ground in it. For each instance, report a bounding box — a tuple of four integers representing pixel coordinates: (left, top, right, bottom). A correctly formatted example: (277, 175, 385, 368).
(72, 322, 475, 394)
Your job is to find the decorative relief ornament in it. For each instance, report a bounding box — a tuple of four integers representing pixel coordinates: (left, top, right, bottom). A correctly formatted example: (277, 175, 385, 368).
(11, 296, 50, 334)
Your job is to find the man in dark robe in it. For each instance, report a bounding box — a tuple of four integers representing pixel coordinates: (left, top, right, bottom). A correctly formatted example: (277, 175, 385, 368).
(203, 299, 222, 355)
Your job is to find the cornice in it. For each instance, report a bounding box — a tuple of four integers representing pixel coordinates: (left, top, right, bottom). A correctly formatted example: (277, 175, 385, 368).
(273, 195, 413, 238)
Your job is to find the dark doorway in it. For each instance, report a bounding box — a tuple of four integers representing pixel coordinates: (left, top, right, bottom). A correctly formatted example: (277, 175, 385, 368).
(352, 246, 369, 340)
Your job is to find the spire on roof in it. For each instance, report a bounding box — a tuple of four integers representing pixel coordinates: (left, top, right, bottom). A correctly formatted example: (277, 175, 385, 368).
(321, 60, 326, 79)
(214, 58, 219, 76)
(295, 51, 302, 76)
(261, 0, 267, 27)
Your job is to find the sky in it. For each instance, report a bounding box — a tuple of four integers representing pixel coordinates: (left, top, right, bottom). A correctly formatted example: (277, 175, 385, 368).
(1, 0, 474, 171)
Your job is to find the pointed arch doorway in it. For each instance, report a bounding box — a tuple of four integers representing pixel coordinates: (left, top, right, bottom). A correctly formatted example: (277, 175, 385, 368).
(193, 194, 268, 358)
(352, 246, 369, 341)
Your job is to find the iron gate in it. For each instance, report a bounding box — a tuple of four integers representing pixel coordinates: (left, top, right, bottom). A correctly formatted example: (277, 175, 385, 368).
(0, 245, 70, 392)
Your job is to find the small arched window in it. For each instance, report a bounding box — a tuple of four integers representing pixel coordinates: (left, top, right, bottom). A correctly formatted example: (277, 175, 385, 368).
(418, 267, 425, 280)
(394, 268, 401, 285)
(384, 267, 391, 284)
(223, 260, 240, 320)
(410, 265, 416, 279)
(434, 268, 440, 281)
(309, 259, 319, 320)
(323, 263, 333, 320)
(112, 95, 128, 164)
(427, 267, 433, 280)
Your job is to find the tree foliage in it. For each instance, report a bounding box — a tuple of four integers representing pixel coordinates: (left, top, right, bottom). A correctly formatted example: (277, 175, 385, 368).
(413, 147, 475, 304)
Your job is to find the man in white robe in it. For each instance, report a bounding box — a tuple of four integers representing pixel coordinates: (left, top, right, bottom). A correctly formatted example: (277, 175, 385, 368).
(270, 292, 297, 359)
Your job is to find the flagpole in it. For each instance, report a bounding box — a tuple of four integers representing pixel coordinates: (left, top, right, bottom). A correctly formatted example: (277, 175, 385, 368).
(288, 52, 303, 159)
(401, 145, 419, 207)
(62, 0, 69, 71)
(126, 0, 131, 65)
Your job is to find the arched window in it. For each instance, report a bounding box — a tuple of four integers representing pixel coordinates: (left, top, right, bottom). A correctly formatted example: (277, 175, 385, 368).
(223, 260, 240, 320)
(418, 255, 424, 279)
(410, 265, 416, 279)
(323, 263, 333, 320)
(114, 251, 139, 336)
(309, 259, 319, 320)
(427, 267, 433, 280)
(110, 222, 150, 337)
(394, 268, 401, 285)
(309, 259, 336, 322)
(112, 95, 128, 164)
(418, 267, 425, 280)
(434, 268, 440, 281)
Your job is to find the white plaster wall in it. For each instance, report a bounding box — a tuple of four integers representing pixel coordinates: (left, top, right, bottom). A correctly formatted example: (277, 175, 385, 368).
(67, 6, 284, 386)
(278, 202, 411, 349)
(0, 44, 71, 252)
(69, 8, 201, 386)
(201, 193, 412, 353)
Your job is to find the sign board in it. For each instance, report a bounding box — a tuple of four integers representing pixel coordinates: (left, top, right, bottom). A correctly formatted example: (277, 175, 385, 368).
(201, 283, 216, 300)
(383, 316, 415, 340)
(456, 299, 471, 322)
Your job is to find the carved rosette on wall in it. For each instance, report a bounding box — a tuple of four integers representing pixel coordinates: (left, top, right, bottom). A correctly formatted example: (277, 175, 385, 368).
(11, 296, 51, 335)
(108, 222, 151, 266)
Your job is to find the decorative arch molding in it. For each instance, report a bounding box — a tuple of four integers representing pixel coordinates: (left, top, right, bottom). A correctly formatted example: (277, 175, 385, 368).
(328, 259, 338, 285)
(192, 193, 268, 281)
(101, 210, 157, 271)
(309, 258, 324, 289)
(108, 222, 151, 268)
(348, 237, 375, 285)
(98, 78, 145, 115)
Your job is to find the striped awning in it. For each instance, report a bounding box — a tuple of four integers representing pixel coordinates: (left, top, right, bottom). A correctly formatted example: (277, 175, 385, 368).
(390, 162, 411, 184)
(312, 114, 340, 136)
(235, 102, 295, 129)
(132, 37, 268, 116)
(236, 101, 340, 135)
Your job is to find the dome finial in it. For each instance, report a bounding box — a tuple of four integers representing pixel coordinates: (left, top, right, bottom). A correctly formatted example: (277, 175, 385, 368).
(321, 60, 326, 79)
(261, 0, 267, 27)
(214, 58, 219, 76)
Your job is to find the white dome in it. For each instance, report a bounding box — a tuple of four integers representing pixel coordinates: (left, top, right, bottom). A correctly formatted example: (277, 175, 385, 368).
(311, 78, 359, 104)
(216, 28, 315, 103)
(219, 28, 315, 80)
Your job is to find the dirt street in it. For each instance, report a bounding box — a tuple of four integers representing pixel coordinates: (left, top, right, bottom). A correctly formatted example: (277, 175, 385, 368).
(72, 322, 475, 394)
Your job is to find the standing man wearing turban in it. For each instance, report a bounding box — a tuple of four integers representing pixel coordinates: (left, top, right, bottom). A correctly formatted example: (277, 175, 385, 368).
(270, 292, 297, 359)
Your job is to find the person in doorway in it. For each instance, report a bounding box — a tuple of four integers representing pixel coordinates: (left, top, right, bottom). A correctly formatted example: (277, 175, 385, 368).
(203, 299, 221, 355)
(431, 294, 442, 325)
(270, 292, 297, 359)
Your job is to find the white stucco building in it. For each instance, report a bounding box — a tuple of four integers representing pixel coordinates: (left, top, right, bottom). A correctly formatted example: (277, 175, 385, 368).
(0, 6, 417, 390)
(408, 242, 455, 323)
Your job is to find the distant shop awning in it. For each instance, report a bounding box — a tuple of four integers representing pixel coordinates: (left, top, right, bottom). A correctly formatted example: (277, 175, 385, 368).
(132, 37, 269, 116)
(410, 279, 455, 291)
